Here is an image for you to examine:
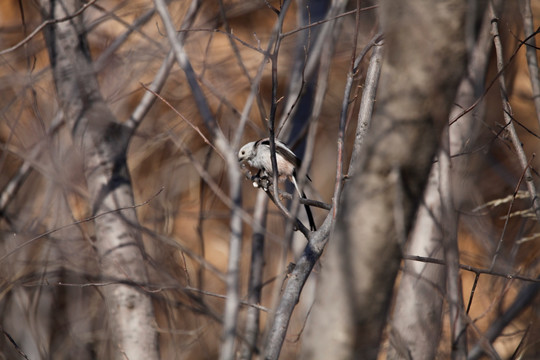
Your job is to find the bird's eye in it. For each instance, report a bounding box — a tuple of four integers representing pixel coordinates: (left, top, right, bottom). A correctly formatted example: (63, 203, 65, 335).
(241, 150, 245, 155)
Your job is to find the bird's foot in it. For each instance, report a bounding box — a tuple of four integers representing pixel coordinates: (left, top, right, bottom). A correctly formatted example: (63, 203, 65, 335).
(251, 174, 272, 192)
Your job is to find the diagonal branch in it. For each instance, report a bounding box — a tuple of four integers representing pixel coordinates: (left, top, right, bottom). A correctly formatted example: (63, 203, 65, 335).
(153, 1, 245, 358)
(519, 0, 540, 129)
(489, 4, 540, 226)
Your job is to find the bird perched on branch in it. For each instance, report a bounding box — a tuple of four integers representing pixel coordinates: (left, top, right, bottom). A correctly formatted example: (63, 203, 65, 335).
(238, 138, 316, 231)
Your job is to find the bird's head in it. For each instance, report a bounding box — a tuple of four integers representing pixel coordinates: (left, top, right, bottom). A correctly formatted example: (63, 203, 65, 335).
(238, 141, 257, 163)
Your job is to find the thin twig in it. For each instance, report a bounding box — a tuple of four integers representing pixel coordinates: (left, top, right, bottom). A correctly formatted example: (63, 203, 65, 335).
(0, 188, 164, 264)
(1, 326, 30, 360)
(141, 83, 219, 155)
(0, 113, 64, 214)
(490, 155, 533, 270)
(262, 2, 353, 358)
(0, 0, 98, 56)
(335, 32, 383, 212)
(125, 0, 201, 132)
(403, 255, 540, 283)
(267, 1, 296, 229)
(280, 6, 377, 38)
(93, 6, 160, 71)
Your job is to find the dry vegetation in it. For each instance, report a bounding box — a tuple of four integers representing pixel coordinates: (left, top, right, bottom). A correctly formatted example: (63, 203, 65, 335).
(1, 0, 540, 359)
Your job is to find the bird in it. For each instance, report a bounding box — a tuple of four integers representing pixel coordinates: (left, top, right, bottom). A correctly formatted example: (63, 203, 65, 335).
(238, 138, 316, 231)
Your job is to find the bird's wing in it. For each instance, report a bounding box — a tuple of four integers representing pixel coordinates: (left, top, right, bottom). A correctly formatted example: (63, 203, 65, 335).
(259, 138, 301, 168)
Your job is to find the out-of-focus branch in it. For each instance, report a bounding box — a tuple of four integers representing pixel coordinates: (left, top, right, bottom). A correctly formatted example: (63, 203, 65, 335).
(489, 3, 540, 238)
(153, 1, 244, 358)
(439, 126, 468, 359)
(93, 6, 159, 71)
(217, 0, 268, 130)
(126, 0, 201, 132)
(0, 113, 64, 215)
(276, 0, 348, 136)
(468, 279, 540, 360)
(261, 2, 350, 358)
(239, 191, 268, 360)
(0, 0, 97, 56)
(388, 4, 497, 357)
(466, 5, 540, 358)
(304, 0, 467, 358)
(519, 0, 540, 128)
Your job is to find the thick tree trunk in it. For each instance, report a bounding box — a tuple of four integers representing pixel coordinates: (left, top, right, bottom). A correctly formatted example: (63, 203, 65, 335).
(388, 3, 496, 358)
(40, 1, 159, 359)
(302, 0, 467, 358)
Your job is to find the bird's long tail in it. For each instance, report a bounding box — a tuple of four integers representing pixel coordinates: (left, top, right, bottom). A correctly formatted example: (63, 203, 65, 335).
(301, 190, 316, 231)
(292, 176, 317, 231)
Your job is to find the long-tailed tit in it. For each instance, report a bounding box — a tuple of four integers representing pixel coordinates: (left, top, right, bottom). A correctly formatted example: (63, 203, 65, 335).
(238, 138, 316, 231)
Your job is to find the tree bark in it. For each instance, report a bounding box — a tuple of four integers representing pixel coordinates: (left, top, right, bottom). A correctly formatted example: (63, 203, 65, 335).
(302, 0, 467, 358)
(40, 1, 159, 359)
(388, 3, 496, 358)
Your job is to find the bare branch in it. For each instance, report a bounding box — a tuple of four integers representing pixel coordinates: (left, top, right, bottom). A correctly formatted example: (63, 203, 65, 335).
(305, 0, 467, 358)
(468, 280, 540, 360)
(239, 191, 268, 360)
(389, 4, 497, 357)
(490, 5, 540, 226)
(153, 2, 246, 358)
(348, 33, 384, 176)
(262, 2, 349, 358)
(0, 0, 98, 56)
(519, 0, 540, 128)
(0, 113, 64, 214)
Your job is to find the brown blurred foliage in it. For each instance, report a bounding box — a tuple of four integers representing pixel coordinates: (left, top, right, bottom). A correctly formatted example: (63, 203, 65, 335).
(1, 0, 540, 359)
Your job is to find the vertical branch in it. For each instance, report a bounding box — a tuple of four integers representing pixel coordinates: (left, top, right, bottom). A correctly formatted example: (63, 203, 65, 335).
(439, 126, 467, 359)
(267, 1, 295, 223)
(389, 4, 497, 358)
(304, 0, 467, 358)
(276, 0, 347, 136)
(153, 1, 245, 359)
(262, 3, 351, 357)
(239, 191, 268, 360)
(348, 34, 384, 176)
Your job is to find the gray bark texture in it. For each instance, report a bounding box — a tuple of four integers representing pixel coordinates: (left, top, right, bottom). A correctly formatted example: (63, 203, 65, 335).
(388, 3, 497, 358)
(302, 0, 467, 359)
(40, 0, 159, 359)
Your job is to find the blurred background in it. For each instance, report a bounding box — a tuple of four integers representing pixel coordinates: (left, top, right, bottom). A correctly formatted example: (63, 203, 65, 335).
(1, 0, 540, 358)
